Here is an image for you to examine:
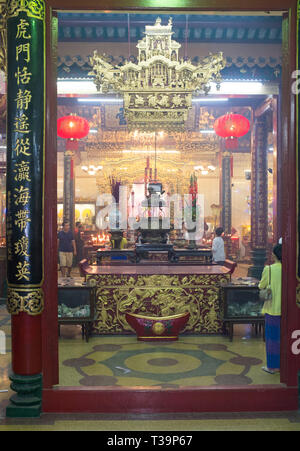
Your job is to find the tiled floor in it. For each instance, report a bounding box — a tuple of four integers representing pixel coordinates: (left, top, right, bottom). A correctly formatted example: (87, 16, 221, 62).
(0, 262, 281, 391)
(58, 326, 276, 388)
(0, 263, 299, 430)
(0, 295, 279, 392)
(0, 305, 299, 430)
(57, 262, 275, 388)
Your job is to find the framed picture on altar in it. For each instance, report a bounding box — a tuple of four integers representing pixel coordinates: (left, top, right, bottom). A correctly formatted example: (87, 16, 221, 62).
(57, 203, 96, 226)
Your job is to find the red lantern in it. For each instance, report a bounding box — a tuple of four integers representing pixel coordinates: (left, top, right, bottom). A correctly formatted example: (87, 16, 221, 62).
(57, 115, 90, 151)
(214, 113, 250, 149)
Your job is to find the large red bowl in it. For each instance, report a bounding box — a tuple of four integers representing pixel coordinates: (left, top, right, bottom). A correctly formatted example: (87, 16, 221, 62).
(125, 312, 190, 342)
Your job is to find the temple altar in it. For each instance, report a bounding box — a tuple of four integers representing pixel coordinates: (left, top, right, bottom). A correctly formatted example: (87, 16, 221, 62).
(80, 262, 233, 335)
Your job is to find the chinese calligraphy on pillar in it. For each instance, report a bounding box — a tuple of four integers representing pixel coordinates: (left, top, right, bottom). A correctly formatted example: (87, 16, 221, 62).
(251, 117, 268, 248)
(6, 0, 45, 315)
(221, 150, 232, 257)
(248, 115, 268, 279)
(63, 151, 75, 229)
(221, 151, 232, 236)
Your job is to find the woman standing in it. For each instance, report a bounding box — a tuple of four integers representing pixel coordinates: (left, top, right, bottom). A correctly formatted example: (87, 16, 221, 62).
(258, 244, 282, 374)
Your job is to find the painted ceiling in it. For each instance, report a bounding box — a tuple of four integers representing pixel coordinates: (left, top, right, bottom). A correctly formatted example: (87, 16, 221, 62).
(58, 13, 283, 44)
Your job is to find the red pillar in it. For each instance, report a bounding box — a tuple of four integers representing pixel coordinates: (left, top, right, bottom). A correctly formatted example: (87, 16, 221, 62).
(11, 314, 42, 375)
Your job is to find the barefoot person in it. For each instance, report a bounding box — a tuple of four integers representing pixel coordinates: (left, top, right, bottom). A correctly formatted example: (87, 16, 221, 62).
(58, 221, 77, 278)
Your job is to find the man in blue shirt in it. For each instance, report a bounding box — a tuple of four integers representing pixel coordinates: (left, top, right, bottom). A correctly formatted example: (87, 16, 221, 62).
(58, 221, 77, 278)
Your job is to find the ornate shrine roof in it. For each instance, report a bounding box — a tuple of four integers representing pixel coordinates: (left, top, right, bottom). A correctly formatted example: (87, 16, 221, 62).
(57, 54, 281, 83)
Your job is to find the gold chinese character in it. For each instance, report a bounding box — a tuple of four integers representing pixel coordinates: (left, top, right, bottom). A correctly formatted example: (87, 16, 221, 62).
(14, 114, 30, 134)
(15, 67, 32, 85)
(15, 89, 32, 110)
(14, 138, 31, 157)
(14, 185, 31, 206)
(15, 210, 31, 232)
(14, 161, 31, 182)
(16, 43, 30, 63)
(14, 236, 30, 257)
(16, 19, 31, 40)
(16, 261, 30, 281)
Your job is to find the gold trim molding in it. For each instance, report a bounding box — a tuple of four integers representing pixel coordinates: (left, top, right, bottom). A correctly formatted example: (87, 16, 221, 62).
(7, 0, 45, 20)
(7, 286, 44, 315)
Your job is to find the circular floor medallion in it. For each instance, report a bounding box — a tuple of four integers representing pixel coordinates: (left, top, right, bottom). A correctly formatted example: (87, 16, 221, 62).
(125, 352, 201, 374)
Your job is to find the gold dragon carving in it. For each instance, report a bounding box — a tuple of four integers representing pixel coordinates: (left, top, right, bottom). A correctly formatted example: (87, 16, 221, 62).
(87, 273, 230, 335)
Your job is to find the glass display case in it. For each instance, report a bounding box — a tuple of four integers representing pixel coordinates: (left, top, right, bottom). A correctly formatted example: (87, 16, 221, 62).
(221, 278, 265, 341)
(58, 278, 95, 342)
(224, 287, 261, 318)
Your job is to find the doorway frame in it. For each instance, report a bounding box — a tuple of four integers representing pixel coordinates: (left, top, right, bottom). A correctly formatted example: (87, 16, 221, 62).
(41, 0, 299, 412)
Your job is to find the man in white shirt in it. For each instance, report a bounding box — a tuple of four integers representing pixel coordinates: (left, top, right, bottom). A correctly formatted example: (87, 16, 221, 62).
(212, 227, 226, 265)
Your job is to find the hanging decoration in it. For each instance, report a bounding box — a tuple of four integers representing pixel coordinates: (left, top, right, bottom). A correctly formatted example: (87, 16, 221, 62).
(89, 17, 225, 132)
(214, 113, 250, 149)
(57, 115, 90, 150)
(57, 115, 90, 228)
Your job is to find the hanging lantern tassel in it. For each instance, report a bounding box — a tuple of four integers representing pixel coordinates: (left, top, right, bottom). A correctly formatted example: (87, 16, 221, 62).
(225, 137, 238, 150)
(214, 113, 250, 151)
(66, 138, 79, 152)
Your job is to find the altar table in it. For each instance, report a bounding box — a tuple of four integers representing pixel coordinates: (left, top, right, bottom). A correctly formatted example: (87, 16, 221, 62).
(80, 263, 232, 335)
